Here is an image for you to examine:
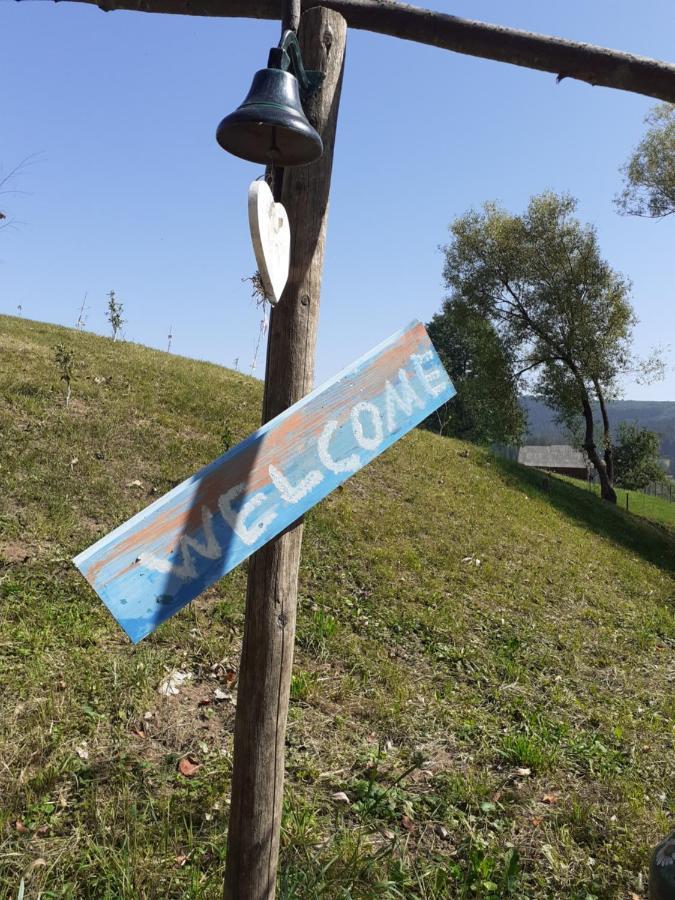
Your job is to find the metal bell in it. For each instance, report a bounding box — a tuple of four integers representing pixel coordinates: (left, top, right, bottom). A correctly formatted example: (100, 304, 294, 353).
(216, 67, 323, 167)
(650, 831, 675, 899)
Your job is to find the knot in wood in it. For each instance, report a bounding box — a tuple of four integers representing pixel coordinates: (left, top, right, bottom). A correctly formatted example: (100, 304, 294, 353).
(277, 611, 288, 629)
(322, 26, 334, 55)
(300, 293, 310, 307)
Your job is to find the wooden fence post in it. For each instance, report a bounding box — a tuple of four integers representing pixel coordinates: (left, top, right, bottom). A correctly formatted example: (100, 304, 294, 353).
(223, 8, 347, 898)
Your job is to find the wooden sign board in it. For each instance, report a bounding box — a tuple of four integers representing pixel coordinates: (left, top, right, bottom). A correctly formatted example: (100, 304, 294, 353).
(74, 321, 455, 643)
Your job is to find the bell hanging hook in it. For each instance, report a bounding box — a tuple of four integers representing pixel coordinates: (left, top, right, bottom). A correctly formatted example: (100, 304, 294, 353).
(267, 31, 324, 96)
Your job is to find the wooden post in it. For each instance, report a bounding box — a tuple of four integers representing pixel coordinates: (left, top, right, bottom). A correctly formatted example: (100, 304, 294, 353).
(223, 8, 347, 899)
(281, 0, 300, 33)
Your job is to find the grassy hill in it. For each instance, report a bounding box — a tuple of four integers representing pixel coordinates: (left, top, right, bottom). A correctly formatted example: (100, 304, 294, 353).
(0, 315, 673, 899)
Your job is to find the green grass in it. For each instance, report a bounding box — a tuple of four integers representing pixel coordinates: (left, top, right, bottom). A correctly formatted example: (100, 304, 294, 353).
(551, 472, 675, 531)
(588, 480, 673, 529)
(1, 314, 673, 899)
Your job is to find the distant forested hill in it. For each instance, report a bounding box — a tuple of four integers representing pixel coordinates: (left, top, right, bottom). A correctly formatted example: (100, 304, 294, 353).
(521, 396, 675, 470)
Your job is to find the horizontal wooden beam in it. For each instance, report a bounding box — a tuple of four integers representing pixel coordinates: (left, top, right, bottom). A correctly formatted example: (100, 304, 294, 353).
(42, 0, 675, 103)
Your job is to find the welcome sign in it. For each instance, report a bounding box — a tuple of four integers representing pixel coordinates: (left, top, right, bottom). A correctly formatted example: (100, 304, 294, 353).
(74, 320, 455, 642)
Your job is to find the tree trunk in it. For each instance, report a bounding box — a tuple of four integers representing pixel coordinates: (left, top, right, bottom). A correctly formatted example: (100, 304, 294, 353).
(581, 395, 616, 503)
(223, 8, 347, 899)
(594, 382, 614, 483)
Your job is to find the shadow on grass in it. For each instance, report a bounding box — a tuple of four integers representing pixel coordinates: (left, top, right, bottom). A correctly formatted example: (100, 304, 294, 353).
(490, 455, 675, 575)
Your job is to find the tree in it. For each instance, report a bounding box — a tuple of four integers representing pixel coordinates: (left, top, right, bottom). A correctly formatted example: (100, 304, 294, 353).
(106, 290, 125, 341)
(616, 103, 675, 218)
(442, 192, 638, 503)
(53, 343, 76, 407)
(0, 156, 35, 236)
(426, 297, 524, 444)
(613, 423, 667, 491)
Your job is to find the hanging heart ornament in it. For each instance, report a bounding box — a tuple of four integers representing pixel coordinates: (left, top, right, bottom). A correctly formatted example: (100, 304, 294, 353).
(248, 180, 291, 305)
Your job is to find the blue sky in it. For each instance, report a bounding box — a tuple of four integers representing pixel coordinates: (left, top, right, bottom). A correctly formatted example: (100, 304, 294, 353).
(2, 0, 674, 400)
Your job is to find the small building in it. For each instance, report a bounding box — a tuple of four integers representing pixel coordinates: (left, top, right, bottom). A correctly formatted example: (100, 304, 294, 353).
(517, 444, 590, 481)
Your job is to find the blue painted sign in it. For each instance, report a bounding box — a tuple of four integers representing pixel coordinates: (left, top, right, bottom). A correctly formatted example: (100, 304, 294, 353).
(74, 321, 455, 642)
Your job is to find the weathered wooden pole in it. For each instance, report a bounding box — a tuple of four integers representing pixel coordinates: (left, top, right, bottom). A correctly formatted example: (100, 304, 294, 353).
(51, 0, 675, 105)
(223, 8, 347, 898)
(281, 0, 300, 33)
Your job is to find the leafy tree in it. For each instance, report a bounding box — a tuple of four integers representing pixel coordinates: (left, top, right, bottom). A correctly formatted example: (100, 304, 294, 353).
(426, 297, 524, 444)
(613, 423, 667, 491)
(106, 290, 126, 342)
(616, 103, 675, 218)
(442, 192, 638, 503)
(54, 343, 76, 407)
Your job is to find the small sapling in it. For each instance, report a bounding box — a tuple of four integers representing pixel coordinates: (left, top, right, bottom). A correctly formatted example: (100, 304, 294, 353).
(54, 343, 76, 407)
(106, 290, 126, 342)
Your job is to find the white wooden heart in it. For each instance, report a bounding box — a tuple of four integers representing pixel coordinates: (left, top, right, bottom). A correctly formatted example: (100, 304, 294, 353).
(248, 180, 291, 305)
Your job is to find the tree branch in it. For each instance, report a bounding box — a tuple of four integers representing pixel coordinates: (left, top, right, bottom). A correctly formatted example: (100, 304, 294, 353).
(37, 0, 675, 103)
(514, 357, 552, 378)
(496, 274, 571, 363)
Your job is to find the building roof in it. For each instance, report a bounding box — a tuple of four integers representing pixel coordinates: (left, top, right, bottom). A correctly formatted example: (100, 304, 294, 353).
(517, 444, 589, 470)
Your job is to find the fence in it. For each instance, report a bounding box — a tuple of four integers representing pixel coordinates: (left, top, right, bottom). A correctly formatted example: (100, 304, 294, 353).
(582, 480, 675, 528)
(587, 476, 674, 504)
(641, 480, 673, 502)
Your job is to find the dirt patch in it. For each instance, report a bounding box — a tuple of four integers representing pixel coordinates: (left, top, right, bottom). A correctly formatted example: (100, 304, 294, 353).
(0, 538, 59, 566)
(0, 496, 24, 521)
(131, 670, 239, 765)
(0, 540, 34, 565)
(65, 398, 89, 416)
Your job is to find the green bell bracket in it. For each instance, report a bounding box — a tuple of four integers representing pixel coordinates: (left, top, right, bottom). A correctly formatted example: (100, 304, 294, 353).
(267, 30, 325, 95)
